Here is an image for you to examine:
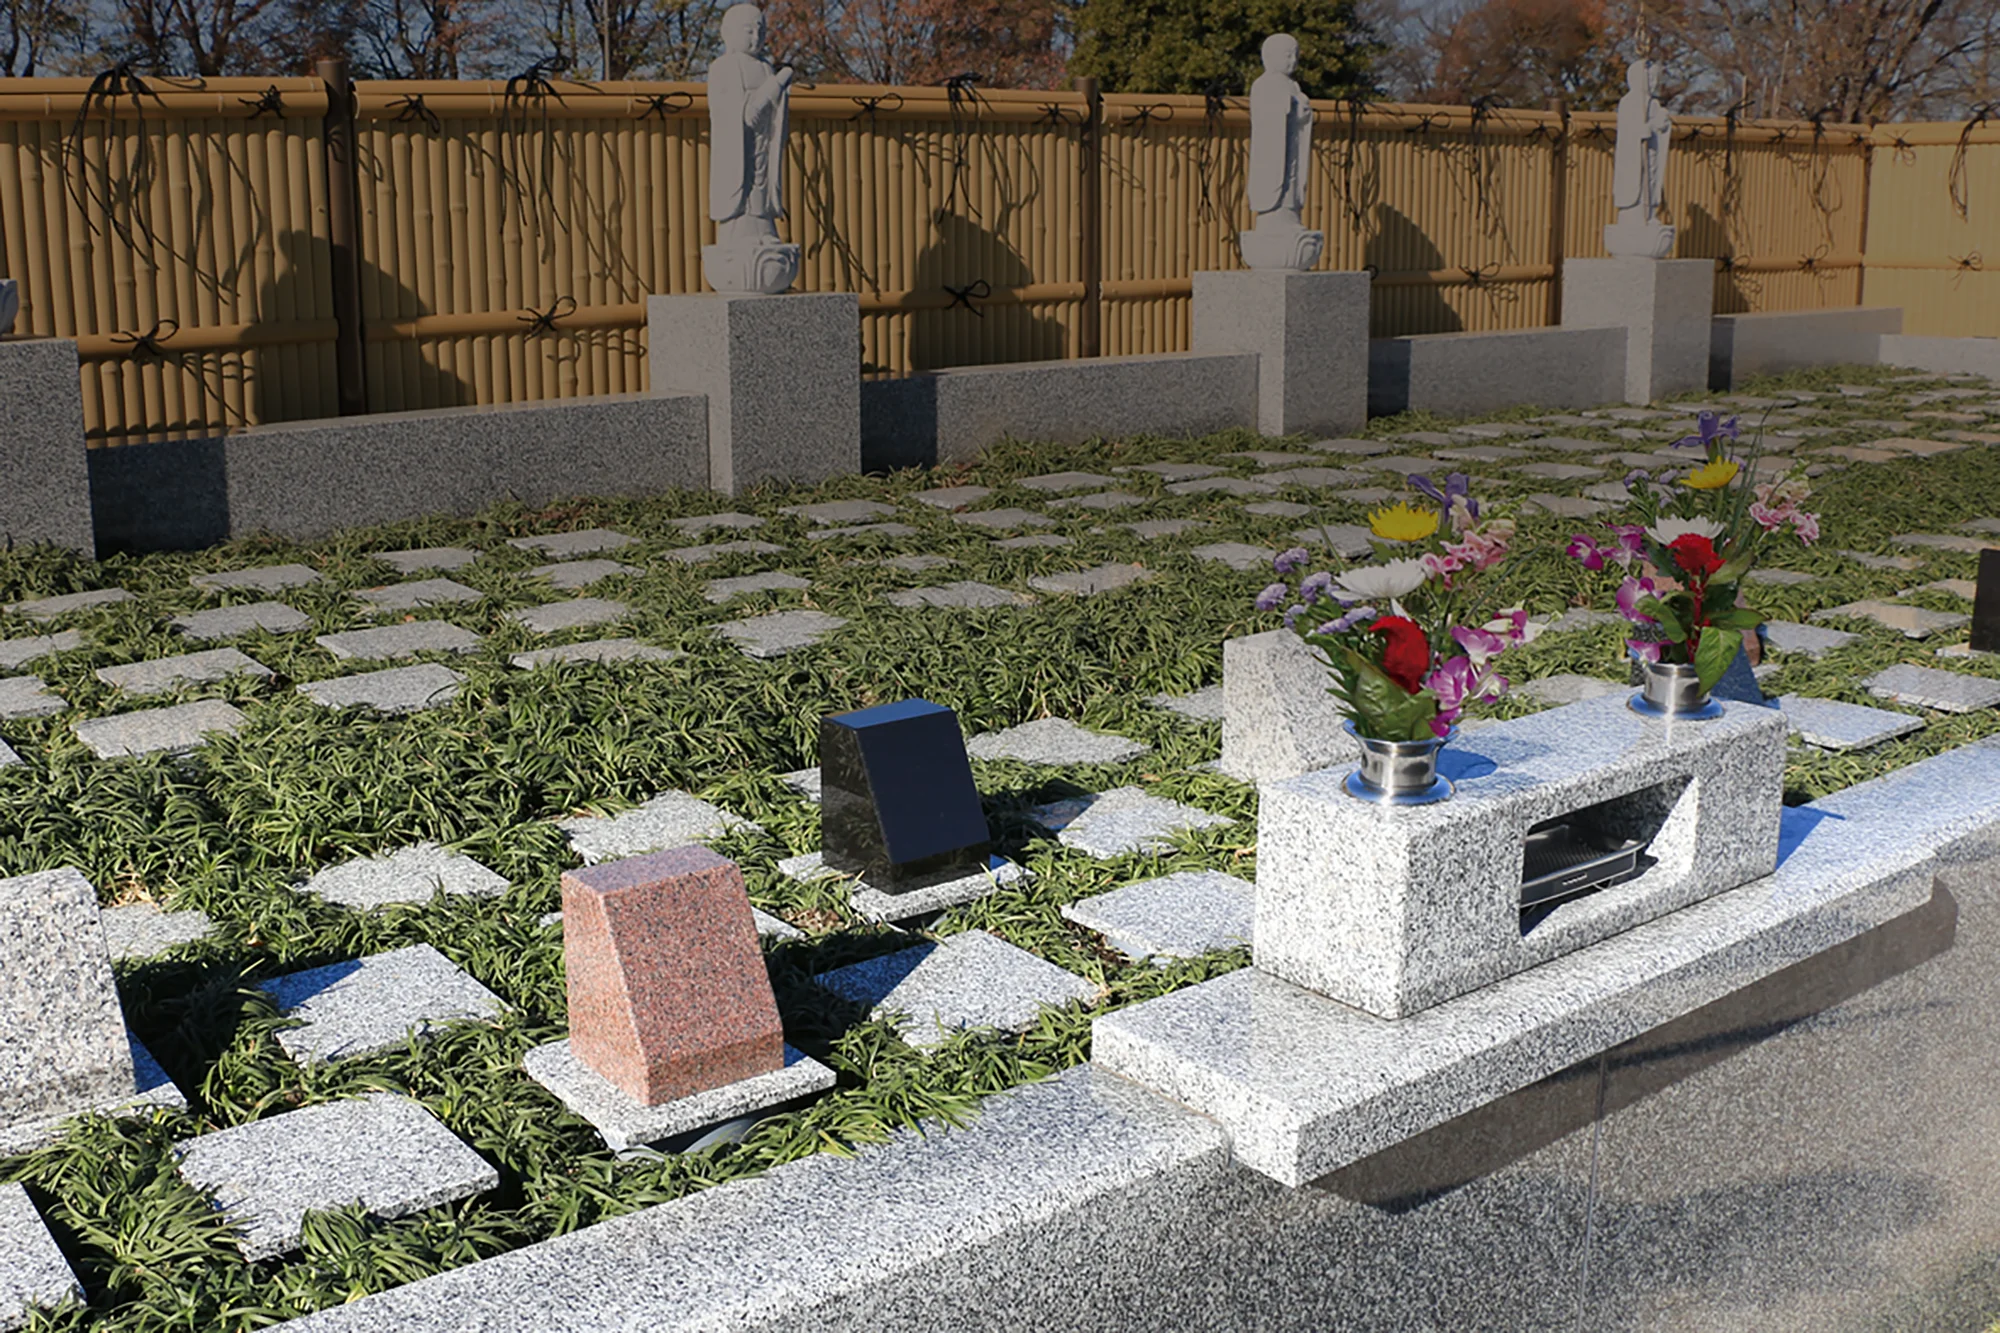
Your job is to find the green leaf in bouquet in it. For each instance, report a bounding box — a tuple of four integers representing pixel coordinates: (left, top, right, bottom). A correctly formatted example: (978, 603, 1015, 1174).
(1704, 605, 1762, 632)
(1637, 595, 1688, 643)
(1347, 658, 1437, 741)
(1693, 626, 1743, 694)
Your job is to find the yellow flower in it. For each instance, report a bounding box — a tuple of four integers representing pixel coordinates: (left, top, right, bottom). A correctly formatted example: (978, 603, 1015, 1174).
(1683, 458, 1741, 490)
(1368, 501, 1441, 542)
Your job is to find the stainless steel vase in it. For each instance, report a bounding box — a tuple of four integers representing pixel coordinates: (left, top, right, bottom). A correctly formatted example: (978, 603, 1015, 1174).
(1630, 659, 1724, 720)
(1343, 721, 1454, 806)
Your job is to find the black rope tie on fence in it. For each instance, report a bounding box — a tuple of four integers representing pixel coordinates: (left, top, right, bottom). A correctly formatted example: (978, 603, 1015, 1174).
(1798, 244, 1830, 275)
(240, 86, 286, 118)
(1952, 251, 1985, 288)
(938, 72, 983, 222)
(1337, 94, 1375, 232)
(1890, 134, 1917, 166)
(519, 295, 577, 335)
(1949, 104, 1996, 220)
(1466, 94, 1502, 222)
(1196, 79, 1230, 222)
(847, 92, 903, 122)
(500, 54, 573, 261)
(389, 94, 441, 134)
(638, 91, 693, 120)
(1405, 111, 1448, 136)
(942, 279, 992, 316)
(1037, 102, 1079, 127)
(112, 318, 179, 359)
(1123, 103, 1168, 127)
(1578, 120, 1613, 143)
(65, 61, 161, 254)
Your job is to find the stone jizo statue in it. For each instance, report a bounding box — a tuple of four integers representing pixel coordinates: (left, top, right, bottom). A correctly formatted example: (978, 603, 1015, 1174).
(1604, 59, 1676, 259)
(1241, 33, 1324, 271)
(703, 3, 801, 294)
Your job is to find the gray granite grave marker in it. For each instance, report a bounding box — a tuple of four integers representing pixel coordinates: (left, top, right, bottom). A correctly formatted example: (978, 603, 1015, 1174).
(1974, 548, 2000, 653)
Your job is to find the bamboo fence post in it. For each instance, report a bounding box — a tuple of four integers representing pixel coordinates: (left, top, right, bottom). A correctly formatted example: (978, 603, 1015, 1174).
(317, 58, 368, 416)
(1546, 97, 1570, 326)
(1079, 76, 1103, 358)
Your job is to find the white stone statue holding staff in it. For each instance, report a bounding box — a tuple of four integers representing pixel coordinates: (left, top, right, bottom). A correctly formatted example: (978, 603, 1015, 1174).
(703, 2, 802, 293)
(1240, 33, 1324, 271)
(1604, 58, 1677, 258)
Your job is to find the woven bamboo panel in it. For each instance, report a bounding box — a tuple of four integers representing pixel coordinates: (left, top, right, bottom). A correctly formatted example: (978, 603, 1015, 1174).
(1861, 125, 2000, 336)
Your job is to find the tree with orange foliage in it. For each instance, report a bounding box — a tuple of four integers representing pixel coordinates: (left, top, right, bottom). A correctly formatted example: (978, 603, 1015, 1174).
(760, 0, 1066, 88)
(1388, 0, 1626, 110)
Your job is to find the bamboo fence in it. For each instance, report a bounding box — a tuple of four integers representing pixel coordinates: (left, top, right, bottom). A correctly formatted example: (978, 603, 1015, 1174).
(0, 71, 1987, 448)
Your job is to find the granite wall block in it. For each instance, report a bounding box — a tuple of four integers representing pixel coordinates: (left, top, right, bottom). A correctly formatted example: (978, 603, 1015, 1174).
(1368, 326, 1628, 418)
(1218, 630, 1359, 785)
(1709, 306, 1903, 388)
(1192, 270, 1371, 436)
(0, 867, 135, 1132)
(1878, 333, 2000, 380)
(0, 339, 93, 553)
(1561, 258, 1713, 404)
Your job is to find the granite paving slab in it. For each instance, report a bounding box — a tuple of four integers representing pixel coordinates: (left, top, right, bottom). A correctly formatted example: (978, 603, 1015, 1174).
(1548, 608, 1624, 633)
(876, 554, 955, 571)
(1241, 500, 1311, 518)
(0, 739, 18, 768)
(511, 639, 681, 669)
(1122, 519, 1204, 540)
(507, 528, 636, 558)
(5, 589, 132, 620)
(0, 1182, 80, 1330)
(1532, 436, 1617, 453)
(1166, 476, 1278, 497)
(1894, 532, 1993, 554)
(172, 1092, 497, 1261)
(703, 572, 811, 604)
(1435, 446, 1526, 463)
(1813, 600, 1969, 638)
(1305, 437, 1395, 454)
(528, 560, 640, 591)
(966, 718, 1148, 765)
(1583, 482, 1632, 503)
(353, 578, 483, 613)
(1392, 431, 1459, 447)
(779, 499, 895, 525)
(907, 485, 994, 509)
(524, 1039, 836, 1155)
(1261, 467, 1377, 488)
(1451, 422, 1544, 439)
(557, 791, 759, 864)
(1191, 542, 1277, 571)
(1331, 487, 1400, 505)
(883, 581, 1032, 609)
(1523, 494, 1612, 519)
(99, 903, 216, 960)
(1818, 446, 1902, 464)
(373, 547, 478, 574)
(1117, 462, 1223, 481)
(0, 630, 84, 670)
(1517, 674, 1627, 706)
(1027, 563, 1153, 597)
(94, 647, 271, 696)
(1910, 578, 1979, 599)
(952, 507, 1054, 531)
(1015, 471, 1118, 492)
(1776, 695, 1925, 751)
(780, 768, 821, 802)
(297, 663, 465, 713)
(171, 601, 311, 640)
(1839, 550, 1925, 572)
(317, 621, 482, 660)
(813, 930, 1096, 1047)
(0, 675, 65, 719)
(73, 699, 249, 758)
(1867, 437, 1965, 456)
(191, 563, 321, 593)
(508, 598, 629, 634)
(994, 534, 1073, 549)
(296, 842, 509, 910)
(666, 512, 765, 534)
(803, 522, 920, 542)
(661, 540, 786, 564)
(1358, 456, 1445, 476)
(1865, 663, 2000, 713)
(259, 944, 507, 1067)
(1030, 785, 1232, 858)
(1761, 621, 1858, 658)
(1745, 569, 1815, 586)
(1514, 462, 1604, 481)
(713, 610, 846, 658)
(1048, 490, 1146, 511)
(1288, 523, 1374, 559)
(1060, 870, 1254, 962)
(1222, 451, 1314, 467)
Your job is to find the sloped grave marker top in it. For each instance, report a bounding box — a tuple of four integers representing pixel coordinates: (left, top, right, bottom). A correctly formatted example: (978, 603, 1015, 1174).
(821, 699, 992, 894)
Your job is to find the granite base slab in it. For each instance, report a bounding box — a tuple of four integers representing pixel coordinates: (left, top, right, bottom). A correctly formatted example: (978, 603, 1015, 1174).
(1060, 870, 1254, 961)
(258, 944, 506, 1066)
(524, 1039, 835, 1154)
(1092, 737, 2000, 1187)
(172, 1092, 498, 1261)
(72, 699, 250, 758)
(1031, 786, 1233, 859)
(776, 851, 1029, 923)
(100, 903, 216, 959)
(557, 791, 759, 864)
(295, 842, 508, 910)
(0, 1033, 186, 1156)
(1777, 694, 1925, 751)
(813, 930, 1097, 1047)
(964, 718, 1148, 765)
(297, 664, 465, 713)
(0, 1182, 80, 1330)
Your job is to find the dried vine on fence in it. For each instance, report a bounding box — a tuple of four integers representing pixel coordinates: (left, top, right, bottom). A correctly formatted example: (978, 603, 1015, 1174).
(1950, 105, 1996, 220)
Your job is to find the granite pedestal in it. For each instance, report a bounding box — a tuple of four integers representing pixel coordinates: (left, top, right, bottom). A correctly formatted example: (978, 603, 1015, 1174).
(1561, 258, 1714, 404)
(1218, 630, 1359, 784)
(1192, 270, 1371, 436)
(648, 291, 860, 496)
(0, 339, 92, 552)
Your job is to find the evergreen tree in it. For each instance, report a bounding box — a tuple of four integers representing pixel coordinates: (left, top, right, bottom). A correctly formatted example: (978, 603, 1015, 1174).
(1067, 0, 1384, 99)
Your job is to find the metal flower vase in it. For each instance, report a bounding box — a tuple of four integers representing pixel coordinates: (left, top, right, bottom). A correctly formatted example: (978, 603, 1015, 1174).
(1630, 660, 1724, 721)
(1342, 720, 1454, 806)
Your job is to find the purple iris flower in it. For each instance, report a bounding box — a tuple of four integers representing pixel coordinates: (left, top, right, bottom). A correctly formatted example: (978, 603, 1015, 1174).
(1274, 546, 1310, 575)
(1283, 603, 1308, 628)
(1671, 411, 1740, 452)
(1300, 571, 1335, 605)
(1407, 472, 1478, 520)
(1314, 604, 1376, 635)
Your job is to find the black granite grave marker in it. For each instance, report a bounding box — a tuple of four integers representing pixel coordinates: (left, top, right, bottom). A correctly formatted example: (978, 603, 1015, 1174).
(821, 699, 991, 892)
(1974, 547, 2000, 655)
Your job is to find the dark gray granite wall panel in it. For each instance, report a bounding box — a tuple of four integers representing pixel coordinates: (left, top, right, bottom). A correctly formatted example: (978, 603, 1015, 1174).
(1709, 306, 1903, 388)
(1368, 326, 1628, 418)
(0, 339, 93, 552)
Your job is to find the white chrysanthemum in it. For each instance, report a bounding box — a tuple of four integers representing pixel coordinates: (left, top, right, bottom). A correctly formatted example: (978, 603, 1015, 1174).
(1646, 515, 1726, 545)
(1333, 557, 1429, 602)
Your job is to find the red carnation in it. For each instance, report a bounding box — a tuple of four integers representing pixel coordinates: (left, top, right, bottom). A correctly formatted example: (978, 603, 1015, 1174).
(1667, 533, 1723, 579)
(1368, 615, 1430, 695)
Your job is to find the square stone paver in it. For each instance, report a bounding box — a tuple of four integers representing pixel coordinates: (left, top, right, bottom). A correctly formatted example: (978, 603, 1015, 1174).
(713, 610, 846, 658)
(993, 534, 1073, 550)
(778, 499, 895, 525)
(1261, 467, 1376, 488)
(884, 582, 1032, 609)
(662, 540, 787, 564)
(0, 1183, 80, 1329)
(507, 529, 636, 558)
(1061, 869, 1254, 962)
(812, 930, 1096, 1047)
(1028, 563, 1154, 596)
(1514, 462, 1604, 481)
(317, 622, 482, 660)
(1865, 663, 2000, 713)
(908, 485, 994, 510)
(508, 599, 629, 634)
(522, 1039, 835, 1156)
(171, 601, 311, 641)
(1147, 684, 1225, 722)
(99, 903, 215, 960)
(1049, 490, 1147, 512)
(510, 640, 680, 669)
(1305, 438, 1395, 455)
(172, 1092, 497, 1261)
(258, 944, 507, 1067)
(557, 791, 759, 864)
(1523, 494, 1611, 519)
(1122, 519, 1204, 540)
(1746, 569, 1815, 586)
(0, 630, 84, 670)
(1030, 786, 1233, 858)
(666, 512, 765, 535)
(352, 579, 484, 613)
(953, 507, 1053, 531)
(0, 675, 65, 719)
(1839, 551, 1926, 572)
(1118, 462, 1223, 481)
(803, 522, 920, 542)
(0, 739, 19, 768)
(1392, 432, 1459, 447)
(787, 853, 1029, 924)
(297, 663, 465, 713)
(1192, 543, 1277, 572)
(1776, 695, 1925, 751)
(1243, 500, 1312, 518)
(1868, 437, 1966, 456)
(296, 842, 508, 910)
(1452, 422, 1543, 439)
(73, 700, 249, 758)
(704, 572, 811, 604)
(1289, 524, 1374, 559)
(966, 718, 1148, 765)
(1333, 488, 1400, 505)
(1894, 533, 1993, 555)
(878, 554, 956, 572)
(95, 648, 271, 696)
(1911, 579, 1979, 600)
(6, 589, 133, 620)
(1358, 456, 1445, 476)
(1436, 446, 1525, 463)
(1015, 471, 1118, 492)
(1167, 476, 1278, 497)
(1223, 451, 1315, 467)
(374, 547, 478, 574)
(1813, 601, 1970, 639)
(1762, 621, 1859, 658)
(191, 564, 321, 594)
(781, 768, 821, 802)
(528, 560, 639, 591)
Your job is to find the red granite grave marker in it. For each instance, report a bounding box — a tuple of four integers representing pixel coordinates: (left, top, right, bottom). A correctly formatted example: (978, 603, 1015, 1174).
(560, 845, 783, 1105)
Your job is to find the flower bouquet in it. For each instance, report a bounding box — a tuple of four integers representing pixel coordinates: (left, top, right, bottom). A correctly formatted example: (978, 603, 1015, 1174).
(1567, 411, 1820, 705)
(1256, 474, 1534, 801)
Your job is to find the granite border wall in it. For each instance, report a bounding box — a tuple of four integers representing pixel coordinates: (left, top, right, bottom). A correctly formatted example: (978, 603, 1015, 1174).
(1878, 333, 2000, 380)
(1367, 326, 1628, 417)
(1708, 306, 1904, 388)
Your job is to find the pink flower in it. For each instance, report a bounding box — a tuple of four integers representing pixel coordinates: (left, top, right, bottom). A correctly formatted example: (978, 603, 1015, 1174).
(1617, 575, 1659, 625)
(1448, 523, 1511, 573)
(1422, 550, 1463, 582)
(1608, 524, 1646, 565)
(1567, 534, 1606, 571)
(1793, 510, 1820, 545)
(1627, 638, 1663, 663)
(1451, 623, 1509, 663)
(1425, 654, 1509, 733)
